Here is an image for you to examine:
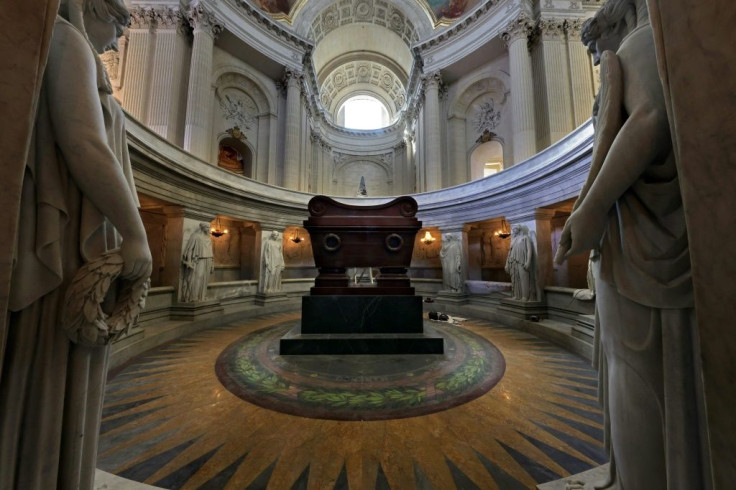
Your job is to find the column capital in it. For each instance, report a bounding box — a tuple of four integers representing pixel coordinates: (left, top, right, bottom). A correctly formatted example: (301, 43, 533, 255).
(421, 70, 443, 90)
(151, 6, 189, 35)
(187, 5, 224, 38)
(563, 18, 585, 40)
(536, 17, 567, 41)
(129, 6, 156, 30)
(282, 68, 304, 87)
(500, 13, 534, 48)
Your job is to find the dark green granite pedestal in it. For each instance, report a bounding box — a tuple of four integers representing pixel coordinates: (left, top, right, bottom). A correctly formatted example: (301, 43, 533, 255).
(280, 295, 444, 355)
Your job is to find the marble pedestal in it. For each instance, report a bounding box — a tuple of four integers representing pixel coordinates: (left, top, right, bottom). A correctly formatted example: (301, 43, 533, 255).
(169, 299, 223, 321)
(498, 298, 547, 320)
(280, 295, 444, 355)
(435, 290, 470, 306)
(255, 292, 289, 306)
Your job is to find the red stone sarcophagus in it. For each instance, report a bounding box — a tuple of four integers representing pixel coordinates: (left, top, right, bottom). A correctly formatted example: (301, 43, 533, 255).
(304, 195, 422, 295)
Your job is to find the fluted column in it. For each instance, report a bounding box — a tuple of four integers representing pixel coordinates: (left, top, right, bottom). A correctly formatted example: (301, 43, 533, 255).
(536, 18, 575, 145)
(404, 128, 416, 193)
(282, 69, 302, 189)
(148, 7, 188, 143)
(423, 71, 443, 191)
(184, 5, 223, 160)
(565, 19, 596, 127)
(122, 7, 155, 121)
(501, 15, 537, 164)
(448, 115, 467, 185)
(256, 113, 270, 183)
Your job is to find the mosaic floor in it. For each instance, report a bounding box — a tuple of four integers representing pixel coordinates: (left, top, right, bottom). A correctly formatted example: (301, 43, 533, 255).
(98, 312, 607, 489)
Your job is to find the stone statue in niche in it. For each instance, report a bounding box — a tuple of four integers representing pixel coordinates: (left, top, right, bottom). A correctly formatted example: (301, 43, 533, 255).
(555, 0, 704, 488)
(356, 176, 367, 197)
(504, 225, 538, 301)
(2, 1, 153, 487)
(440, 233, 465, 292)
(262, 230, 285, 293)
(181, 223, 215, 302)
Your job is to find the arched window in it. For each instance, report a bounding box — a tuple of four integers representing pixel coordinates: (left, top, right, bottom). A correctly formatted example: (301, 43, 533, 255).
(337, 95, 390, 130)
(470, 140, 504, 180)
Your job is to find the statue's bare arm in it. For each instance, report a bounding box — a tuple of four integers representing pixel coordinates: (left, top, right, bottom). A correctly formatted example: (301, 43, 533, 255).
(45, 26, 152, 282)
(556, 29, 670, 263)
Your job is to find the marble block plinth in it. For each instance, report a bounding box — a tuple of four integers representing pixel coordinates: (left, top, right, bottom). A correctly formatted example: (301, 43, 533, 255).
(301, 295, 423, 334)
(281, 295, 443, 355)
(279, 327, 444, 355)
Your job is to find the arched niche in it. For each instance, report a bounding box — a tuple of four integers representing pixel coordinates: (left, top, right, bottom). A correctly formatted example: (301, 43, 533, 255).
(470, 139, 504, 181)
(218, 137, 253, 177)
(332, 157, 392, 196)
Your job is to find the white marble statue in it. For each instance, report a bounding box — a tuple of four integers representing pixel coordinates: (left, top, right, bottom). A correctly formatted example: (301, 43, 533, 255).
(262, 230, 285, 293)
(439, 233, 464, 292)
(1, 1, 153, 488)
(556, 0, 705, 488)
(181, 222, 215, 302)
(504, 225, 538, 301)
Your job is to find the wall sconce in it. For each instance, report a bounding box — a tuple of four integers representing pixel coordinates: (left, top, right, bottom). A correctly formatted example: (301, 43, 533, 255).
(210, 217, 229, 238)
(290, 229, 303, 244)
(493, 220, 511, 239)
(421, 231, 436, 244)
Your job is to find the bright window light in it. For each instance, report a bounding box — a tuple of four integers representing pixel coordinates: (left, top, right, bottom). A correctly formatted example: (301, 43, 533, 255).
(341, 96, 389, 130)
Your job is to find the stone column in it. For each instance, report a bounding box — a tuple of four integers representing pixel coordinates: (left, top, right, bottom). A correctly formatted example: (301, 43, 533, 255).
(448, 115, 467, 185)
(565, 19, 595, 127)
(392, 140, 406, 193)
(282, 69, 302, 190)
(122, 7, 156, 121)
(535, 18, 575, 145)
(404, 128, 416, 193)
(267, 112, 279, 185)
(422, 71, 443, 191)
(256, 113, 271, 183)
(183, 5, 223, 160)
(147, 7, 189, 143)
(501, 14, 537, 164)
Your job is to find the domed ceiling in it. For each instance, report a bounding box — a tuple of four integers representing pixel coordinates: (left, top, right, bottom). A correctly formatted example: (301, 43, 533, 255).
(249, 0, 486, 127)
(254, 0, 483, 26)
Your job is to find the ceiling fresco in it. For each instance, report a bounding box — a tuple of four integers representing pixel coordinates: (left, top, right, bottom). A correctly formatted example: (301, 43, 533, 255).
(252, 0, 481, 25)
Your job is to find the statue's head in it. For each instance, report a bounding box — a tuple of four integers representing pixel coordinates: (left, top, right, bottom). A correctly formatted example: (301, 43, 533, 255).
(199, 222, 210, 234)
(61, 0, 130, 53)
(582, 0, 638, 64)
(270, 230, 280, 240)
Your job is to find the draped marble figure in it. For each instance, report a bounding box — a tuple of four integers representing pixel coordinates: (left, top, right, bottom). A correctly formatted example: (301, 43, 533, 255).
(439, 233, 464, 292)
(181, 223, 215, 302)
(0, 1, 153, 488)
(504, 225, 537, 301)
(556, 0, 706, 488)
(262, 230, 285, 293)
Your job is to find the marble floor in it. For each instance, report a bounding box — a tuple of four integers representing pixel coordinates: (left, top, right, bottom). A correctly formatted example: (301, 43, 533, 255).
(97, 312, 607, 489)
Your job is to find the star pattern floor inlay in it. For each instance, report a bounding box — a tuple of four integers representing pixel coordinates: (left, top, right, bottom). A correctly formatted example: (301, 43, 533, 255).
(98, 312, 607, 489)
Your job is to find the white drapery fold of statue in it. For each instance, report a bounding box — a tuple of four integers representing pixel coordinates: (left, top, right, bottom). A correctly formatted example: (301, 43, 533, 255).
(1, 13, 149, 489)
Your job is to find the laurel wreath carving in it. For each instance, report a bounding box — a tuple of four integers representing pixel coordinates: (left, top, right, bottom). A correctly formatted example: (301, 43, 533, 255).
(62, 251, 150, 347)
